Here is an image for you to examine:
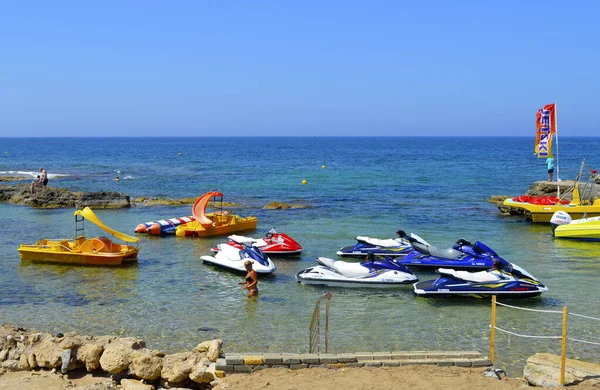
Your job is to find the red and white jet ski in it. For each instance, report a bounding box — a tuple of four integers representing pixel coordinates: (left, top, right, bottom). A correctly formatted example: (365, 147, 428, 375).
(211, 229, 303, 256)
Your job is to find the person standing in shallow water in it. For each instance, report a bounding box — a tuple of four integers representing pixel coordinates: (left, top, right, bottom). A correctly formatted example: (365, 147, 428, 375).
(546, 158, 555, 181)
(239, 260, 258, 297)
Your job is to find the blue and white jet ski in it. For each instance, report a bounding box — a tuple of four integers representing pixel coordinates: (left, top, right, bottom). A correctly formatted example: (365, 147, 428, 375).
(296, 254, 417, 288)
(413, 258, 548, 298)
(200, 243, 276, 275)
(398, 232, 499, 271)
(336, 231, 427, 258)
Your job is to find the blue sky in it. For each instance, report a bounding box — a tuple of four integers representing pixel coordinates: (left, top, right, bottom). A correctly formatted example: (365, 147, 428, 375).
(1, 1, 598, 136)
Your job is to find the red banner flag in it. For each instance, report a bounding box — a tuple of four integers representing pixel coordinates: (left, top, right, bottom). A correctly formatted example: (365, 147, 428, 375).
(535, 103, 556, 158)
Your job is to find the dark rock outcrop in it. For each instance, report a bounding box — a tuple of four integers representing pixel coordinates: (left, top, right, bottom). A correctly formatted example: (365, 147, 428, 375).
(0, 175, 28, 182)
(131, 197, 243, 208)
(0, 184, 130, 209)
(263, 201, 311, 210)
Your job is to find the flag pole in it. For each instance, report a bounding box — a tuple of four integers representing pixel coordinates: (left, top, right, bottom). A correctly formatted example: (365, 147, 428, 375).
(554, 101, 560, 197)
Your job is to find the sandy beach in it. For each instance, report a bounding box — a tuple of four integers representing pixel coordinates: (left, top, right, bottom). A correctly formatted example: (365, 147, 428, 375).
(0, 366, 523, 390)
(2, 364, 600, 390)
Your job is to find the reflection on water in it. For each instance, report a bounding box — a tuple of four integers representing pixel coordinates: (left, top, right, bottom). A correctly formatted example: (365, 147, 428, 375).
(553, 238, 600, 259)
(18, 262, 139, 305)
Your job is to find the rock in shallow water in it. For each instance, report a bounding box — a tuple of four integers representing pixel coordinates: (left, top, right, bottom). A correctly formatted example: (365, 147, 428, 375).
(0, 184, 130, 208)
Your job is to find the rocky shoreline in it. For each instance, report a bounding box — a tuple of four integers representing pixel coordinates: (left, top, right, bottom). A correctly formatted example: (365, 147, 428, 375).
(0, 183, 312, 210)
(2, 324, 598, 389)
(0, 323, 224, 389)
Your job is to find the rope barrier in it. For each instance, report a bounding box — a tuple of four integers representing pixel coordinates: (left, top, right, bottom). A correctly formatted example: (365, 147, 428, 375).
(492, 325, 562, 339)
(567, 337, 600, 346)
(569, 312, 600, 321)
(491, 296, 600, 385)
(495, 302, 563, 314)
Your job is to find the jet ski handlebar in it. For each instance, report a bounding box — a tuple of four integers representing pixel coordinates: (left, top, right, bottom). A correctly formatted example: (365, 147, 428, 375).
(455, 238, 472, 247)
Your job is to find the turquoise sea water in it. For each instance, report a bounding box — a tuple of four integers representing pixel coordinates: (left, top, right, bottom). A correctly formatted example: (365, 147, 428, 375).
(1, 136, 599, 375)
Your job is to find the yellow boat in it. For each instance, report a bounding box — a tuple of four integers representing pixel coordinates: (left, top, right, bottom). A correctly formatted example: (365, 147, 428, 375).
(175, 191, 258, 237)
(550, 211, 600, 239)
(502, 164, 600, 223)
(18, 207, 139, 266)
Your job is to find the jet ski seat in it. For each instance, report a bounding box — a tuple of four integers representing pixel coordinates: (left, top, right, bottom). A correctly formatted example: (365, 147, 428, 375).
(438, 268, 503, 283)
(218, 243, 245, 260)
(332, 261, 371, 278)
(412, 241, 465, 260)
(356, 236, 404, 248)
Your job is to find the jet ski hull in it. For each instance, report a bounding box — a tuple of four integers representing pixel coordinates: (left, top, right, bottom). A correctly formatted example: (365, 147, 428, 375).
(336, 245, 411, 258)
(296, 266, 416, 288)
(211, 232, 303, 256)
(413, 276, 548, 298)
(200, 244, 276, 275)
(399, 239, 499, 271)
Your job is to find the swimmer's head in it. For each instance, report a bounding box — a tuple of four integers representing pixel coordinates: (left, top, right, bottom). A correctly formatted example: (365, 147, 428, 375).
(244, 260, 253, 267)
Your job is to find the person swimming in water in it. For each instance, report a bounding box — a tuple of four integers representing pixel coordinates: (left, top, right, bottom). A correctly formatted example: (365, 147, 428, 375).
(239, 260, 258, 297)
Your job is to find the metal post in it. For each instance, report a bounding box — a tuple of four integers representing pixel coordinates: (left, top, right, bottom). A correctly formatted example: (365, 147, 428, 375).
(554, 101, 560, 195)
(490, 295, 496, 365)
(309, 292, 332, 353)
(560, 306, 568, 385)
(325, 297, 330, 353)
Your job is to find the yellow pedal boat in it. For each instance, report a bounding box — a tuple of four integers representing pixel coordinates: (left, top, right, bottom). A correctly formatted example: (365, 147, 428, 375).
(175, 191, 258, 237)
(18, 207, 139, 266)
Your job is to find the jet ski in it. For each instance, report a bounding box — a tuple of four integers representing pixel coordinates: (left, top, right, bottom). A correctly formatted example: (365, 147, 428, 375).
(336, 231, 427, 258)
(296, 254, 417, 288)
(211, 229, 303, 256)
(200, 243, 276, 275)
(398, 232, 499, 271)
(413, 258, 548, 298)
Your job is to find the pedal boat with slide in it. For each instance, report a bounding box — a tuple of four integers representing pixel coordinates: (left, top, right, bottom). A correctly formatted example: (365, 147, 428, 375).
(18, 207, 139, 266)
(176, 191, 258, 237)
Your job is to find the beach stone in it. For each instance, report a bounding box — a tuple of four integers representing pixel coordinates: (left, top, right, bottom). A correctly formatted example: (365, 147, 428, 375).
(59, 333, 86, 350)
(76, 343, 103, 371)
(158, 377, 191, 389)
(121, 378, 154, 390)
(26, 353, 37, 369)
(128, 349, 163, 381)
(524, 353, 600, 387)
(99, 341, 134, 374)
(121, 379, 154, 390)
(189, 361, 215, 384)
(1, 360, 20, 371)
(0, 349, 8, 362)
(193, 340, 212, 353)
(207, 339, 223, 362)
(160, 351, 199, 383)
(31, 337, 62, 368)
(61, 348, 72, 373)
(19, 353, 29, 370)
